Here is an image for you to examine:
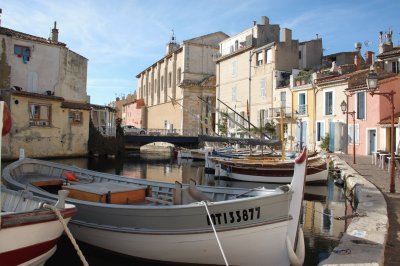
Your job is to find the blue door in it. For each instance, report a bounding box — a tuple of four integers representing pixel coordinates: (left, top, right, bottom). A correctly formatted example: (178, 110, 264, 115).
(369, 129, 376, 155)
(296, 121, 307, 149)
(329, 122, 335, 152)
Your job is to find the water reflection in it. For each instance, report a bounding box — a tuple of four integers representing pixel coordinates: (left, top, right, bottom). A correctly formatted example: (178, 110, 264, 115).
(45, 154, 348, 266)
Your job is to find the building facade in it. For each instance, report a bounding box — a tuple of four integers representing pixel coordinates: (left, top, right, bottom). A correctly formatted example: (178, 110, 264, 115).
(136, 32, 228, 135)
(0, 23, 90, 159)
(215, 16, 322, 142)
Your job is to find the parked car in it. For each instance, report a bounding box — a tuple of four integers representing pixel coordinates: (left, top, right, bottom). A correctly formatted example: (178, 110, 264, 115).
(122, 125, 146, 135)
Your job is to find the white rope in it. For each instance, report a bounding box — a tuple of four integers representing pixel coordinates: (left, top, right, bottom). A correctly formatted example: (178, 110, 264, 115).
(43, 204, 89, 266)
(201, 201, 229, 266)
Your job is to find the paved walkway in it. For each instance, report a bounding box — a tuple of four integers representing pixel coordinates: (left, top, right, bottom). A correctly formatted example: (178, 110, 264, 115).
(337, 154, 400, 266)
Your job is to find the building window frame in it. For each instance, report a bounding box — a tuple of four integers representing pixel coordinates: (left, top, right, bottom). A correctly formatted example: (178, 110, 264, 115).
(29, 103, 51, 127)
(69, 111, 83, 125)
(356, 91, 366, 120)
(260, 79, 266, 97)
(324, 90, 334, 116)
(14, 44, 31, 63)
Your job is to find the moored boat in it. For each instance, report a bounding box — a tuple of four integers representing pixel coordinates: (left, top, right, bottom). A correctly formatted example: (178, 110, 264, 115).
(0, 187, 77, 266)
(2, 147, 309, 265)
(207, 152, 328, 184)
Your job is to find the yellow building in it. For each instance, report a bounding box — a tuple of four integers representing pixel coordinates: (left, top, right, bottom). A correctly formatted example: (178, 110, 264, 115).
(0, 23, 90, 159)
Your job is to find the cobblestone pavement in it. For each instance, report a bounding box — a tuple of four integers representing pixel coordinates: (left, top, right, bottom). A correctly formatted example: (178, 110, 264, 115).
(337, 154, 400, 266)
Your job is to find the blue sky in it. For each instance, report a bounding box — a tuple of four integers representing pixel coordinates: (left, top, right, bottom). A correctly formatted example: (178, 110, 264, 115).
(1, 0, 399, 105)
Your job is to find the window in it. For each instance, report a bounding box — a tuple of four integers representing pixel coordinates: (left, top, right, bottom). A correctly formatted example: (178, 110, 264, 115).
(298, 93, 306, 115)
(161, 76, 164, 91)
(348, 124, 360, 144)
(168, 72, 172, 88)
(392, 61, 399, 74)
(235, 40, 239, 51)
(231, 61, 238, 77)
(177, 68, 181, 84)
(316, 121, 325, 142)
(256, 52, 263, 66)
(324, 91, 333, 115)
(266, 49, 272, 64)
(299, 51, 302, 59)
(29, 103, 51, 126)
(258, 109, 267, 127)
(280, 91, 286, 107)
(69, 111, 83, 125)
(260, 79, 266, 97)
(231, 87, 237, 102)
(14, 45, 31, 63)
(356, 92, 365, 119)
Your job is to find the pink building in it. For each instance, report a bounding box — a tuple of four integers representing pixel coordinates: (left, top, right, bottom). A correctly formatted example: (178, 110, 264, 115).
(123, 99, 145, 128)
(346, 70, 400, 156)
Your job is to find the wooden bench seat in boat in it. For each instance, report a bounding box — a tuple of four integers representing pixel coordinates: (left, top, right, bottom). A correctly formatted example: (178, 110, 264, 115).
(62, 182, 147, 204)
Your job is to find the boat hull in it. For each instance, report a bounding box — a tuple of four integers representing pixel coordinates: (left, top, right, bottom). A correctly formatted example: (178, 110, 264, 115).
(70, 219, 291, 265)
(213, 157, 328, 184)
(2, 152, 308, 266)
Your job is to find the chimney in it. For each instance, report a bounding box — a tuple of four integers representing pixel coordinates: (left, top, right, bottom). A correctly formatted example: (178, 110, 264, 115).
(52, 21, 59, 42)
(354, 42, 362, 69)
(261, 16, 269, 25)
(282, 28, 292, 44)
(365, 51, 375, 65)
(253, 21, 256, 26)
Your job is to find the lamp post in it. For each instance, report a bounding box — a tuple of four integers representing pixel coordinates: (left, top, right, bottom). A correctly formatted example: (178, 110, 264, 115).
(340, 100, 356, 164)
(366, 69, 396, 193)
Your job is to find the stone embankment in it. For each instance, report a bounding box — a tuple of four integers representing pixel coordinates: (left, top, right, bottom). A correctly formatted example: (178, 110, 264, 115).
(319, 155, 388, 266)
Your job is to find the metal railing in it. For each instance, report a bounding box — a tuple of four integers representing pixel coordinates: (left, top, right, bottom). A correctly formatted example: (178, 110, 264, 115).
(297, 104, 307, 115)
(268, 107, 292, 118)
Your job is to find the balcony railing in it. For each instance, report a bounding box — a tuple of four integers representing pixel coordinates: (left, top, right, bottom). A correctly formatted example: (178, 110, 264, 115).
(297, 104, 307, 115)
(268, 107, 292, 118)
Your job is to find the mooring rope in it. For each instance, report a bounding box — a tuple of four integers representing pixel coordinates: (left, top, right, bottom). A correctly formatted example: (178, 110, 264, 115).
(43, 204, 89, 266)
(201, 201, 229, 266)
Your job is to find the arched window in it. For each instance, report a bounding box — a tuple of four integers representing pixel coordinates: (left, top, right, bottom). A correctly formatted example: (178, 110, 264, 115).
(177, 68, 181, 85)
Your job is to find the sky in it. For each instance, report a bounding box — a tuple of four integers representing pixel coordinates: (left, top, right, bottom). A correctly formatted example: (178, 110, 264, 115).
(1, 0, 399, 105)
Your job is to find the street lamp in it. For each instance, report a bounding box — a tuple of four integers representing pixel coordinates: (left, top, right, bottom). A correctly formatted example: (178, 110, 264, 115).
(366, 69, 396, 193)
(340, 100, 356, 164)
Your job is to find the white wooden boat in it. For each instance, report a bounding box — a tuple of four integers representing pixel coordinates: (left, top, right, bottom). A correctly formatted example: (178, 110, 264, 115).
(2, 148, 309, 265)
(0, 101, 77, 266)
(0, 187, 77, 266)
(207, 152, 328, 184)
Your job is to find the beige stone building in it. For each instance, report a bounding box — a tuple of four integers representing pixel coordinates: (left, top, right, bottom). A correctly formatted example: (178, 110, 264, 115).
(215, 16, 322, 141)
(0, 22, 90, 159)
(136, 32, 228, 135)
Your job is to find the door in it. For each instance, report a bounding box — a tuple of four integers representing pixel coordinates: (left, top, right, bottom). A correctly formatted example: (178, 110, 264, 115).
(329, 122, 335, 152)
(368, 129, 376, 155)
(296, 121, 307, 149)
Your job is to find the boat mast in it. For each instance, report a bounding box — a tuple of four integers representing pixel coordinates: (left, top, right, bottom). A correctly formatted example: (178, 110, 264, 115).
(281, 106, 284, 161)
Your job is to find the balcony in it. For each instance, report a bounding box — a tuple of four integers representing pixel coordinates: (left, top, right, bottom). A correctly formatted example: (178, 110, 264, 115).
(297, 104, 307, 116)
(268, 107, 292, 118)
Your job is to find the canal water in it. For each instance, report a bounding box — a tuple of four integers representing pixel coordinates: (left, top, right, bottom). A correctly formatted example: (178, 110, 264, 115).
(42, 153, 349, 266)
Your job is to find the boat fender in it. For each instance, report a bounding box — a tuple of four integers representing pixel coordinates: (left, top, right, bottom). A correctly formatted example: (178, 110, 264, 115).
(286, 227, 305, 266)
(63, 171, 78, 181)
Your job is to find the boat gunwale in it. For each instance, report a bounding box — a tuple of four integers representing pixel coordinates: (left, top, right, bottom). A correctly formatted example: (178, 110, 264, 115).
(2, 158, 293, 210)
